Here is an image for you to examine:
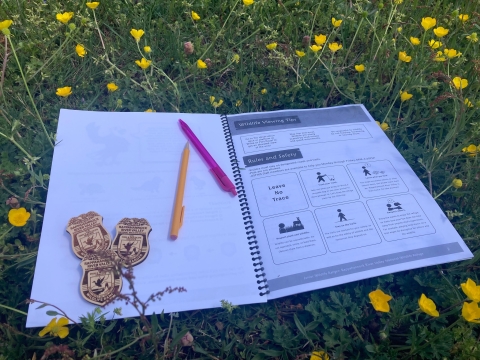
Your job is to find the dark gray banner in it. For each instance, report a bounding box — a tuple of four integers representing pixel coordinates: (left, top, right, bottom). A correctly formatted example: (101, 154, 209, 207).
(268, 242, 464, 292)
(243, 149, 303, 167)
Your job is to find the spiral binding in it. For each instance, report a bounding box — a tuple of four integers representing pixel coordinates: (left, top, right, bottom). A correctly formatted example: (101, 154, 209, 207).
(221, 114, 270, 296)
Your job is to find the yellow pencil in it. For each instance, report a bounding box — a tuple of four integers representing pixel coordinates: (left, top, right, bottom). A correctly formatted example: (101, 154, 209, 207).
(170, 142, 189, 240)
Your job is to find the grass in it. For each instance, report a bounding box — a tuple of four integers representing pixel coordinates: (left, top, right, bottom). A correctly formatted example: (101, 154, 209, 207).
(1, 0, 480, 358)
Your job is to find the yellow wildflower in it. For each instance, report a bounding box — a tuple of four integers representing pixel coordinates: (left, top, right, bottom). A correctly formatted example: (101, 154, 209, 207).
(398, 51, 412, 62)
(209, 96, 223, 108)
(314, 34, 327, 46)
(464, 98, 473, 108)
(462, 144, 477, 157)
(328, 43, 342, 52)
(462, 302, 480, 323)
(235, 100, 242, 107)
(144, 46, 151, 53)
(428, 40, 442, 49)
(107, 83, 118, 92)
(444, 48, 461, 58)
(418, 294, 440, 317)
(458, 14, 469, 22)
(130, 29, 144, 42)
(310, 45, 322, 52)
(56, 12, 74, 24)
(332, 17, 342, 28)
(39, 317, 70, 339)
(394, 0, 403, 4)
(451, 178, 462, 189)
(452, 77, 468, 90)
(266, 42, 277, 50)
(135, 58, 151, 69)
(400, 90, 413, 102)
(369, 289, 392, 312)
(397, 27, 402, 33)
(461, 279, 480, 302)
(410, 37, 420, 45)
(433, 51, 446, 62)
(75, 44, 87, 57)
(86, 2, 100, 9)
(243, 0, 254, 6)
(380, 123, 389, 131)
(191, 11, 200, 21)
(433, 27, 449, 37)
(0, 20, 13, 31)
(145, 109, 156, 112)
(56, 86, 72, 97)
(8, 208, 31, 227)
(421, 17, 437, 31)
(232, 54, 240, 63)
(261, 88, 267, 94)
(310, 351, 330, 360)
(295, 50, 306, 57)
(466, 33, 478, 43)
(355, 64, 365, 73)
(197, 59, 207, 69)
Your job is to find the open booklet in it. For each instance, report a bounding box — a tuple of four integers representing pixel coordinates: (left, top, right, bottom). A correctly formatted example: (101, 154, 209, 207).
(27, 105, 472, 327)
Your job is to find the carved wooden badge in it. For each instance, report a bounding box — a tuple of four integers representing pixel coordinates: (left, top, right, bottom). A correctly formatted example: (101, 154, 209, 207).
(80, 250, 122, 306)
(111, 218, 151, 266)
(66, 211, 111, 259)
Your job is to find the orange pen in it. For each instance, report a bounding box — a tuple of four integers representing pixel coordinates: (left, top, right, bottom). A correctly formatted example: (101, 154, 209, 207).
(170, 142, 189, 240)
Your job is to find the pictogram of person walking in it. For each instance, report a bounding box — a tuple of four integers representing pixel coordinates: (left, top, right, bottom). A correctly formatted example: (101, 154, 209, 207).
(317, 172, 326, 182)
(362, 166, 371, 176)
(337, 209, 347, 222)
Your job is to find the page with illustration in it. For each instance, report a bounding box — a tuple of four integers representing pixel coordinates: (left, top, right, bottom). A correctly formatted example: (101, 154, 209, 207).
(27, 110, 264, 328)
(227, 105, 473, 300)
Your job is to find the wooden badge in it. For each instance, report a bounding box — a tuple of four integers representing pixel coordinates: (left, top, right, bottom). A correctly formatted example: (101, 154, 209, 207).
(111, 218, 151, 266)
(66, 211, 112, 259)
(80, 250, 122, 306)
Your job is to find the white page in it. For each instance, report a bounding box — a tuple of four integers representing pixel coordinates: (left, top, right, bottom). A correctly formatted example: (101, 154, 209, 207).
(227, 105, 473, 300)
(27, 110, 264, 328)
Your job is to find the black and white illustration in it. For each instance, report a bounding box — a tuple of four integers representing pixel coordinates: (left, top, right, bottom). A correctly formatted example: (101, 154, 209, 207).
(263, 211, 326, 264)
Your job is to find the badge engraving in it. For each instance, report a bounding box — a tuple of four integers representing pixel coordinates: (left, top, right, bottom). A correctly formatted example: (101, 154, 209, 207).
(67, 211, 112, 259)
(112, 218, 151, 266)
(80, 250, 122, 306)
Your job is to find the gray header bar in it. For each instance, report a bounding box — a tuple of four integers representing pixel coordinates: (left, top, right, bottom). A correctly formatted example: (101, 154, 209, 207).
(268, 242, 464, 292)
(234, 116, 301, 130)
(243, 149, 303, 167)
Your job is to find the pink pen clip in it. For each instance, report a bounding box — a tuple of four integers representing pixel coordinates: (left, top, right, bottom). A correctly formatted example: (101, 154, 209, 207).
(179, 119, 237, 196)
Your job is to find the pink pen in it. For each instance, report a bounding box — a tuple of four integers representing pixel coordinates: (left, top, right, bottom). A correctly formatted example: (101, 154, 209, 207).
(179, 119, 237, 196)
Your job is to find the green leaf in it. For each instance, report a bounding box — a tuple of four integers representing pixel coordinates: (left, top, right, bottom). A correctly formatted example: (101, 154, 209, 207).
(171, 328, 189, 346)
(259, 349, 283, 356)
(151, 312, 158, 335)
(36, 303, 48, 309)
(46, 310, 60, 316)
(104, 320, 116, 333)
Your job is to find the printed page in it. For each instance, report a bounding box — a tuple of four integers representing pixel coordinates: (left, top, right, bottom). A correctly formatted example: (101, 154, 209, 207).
(227, 105, 473, 300)
(27, 110, 264, 328)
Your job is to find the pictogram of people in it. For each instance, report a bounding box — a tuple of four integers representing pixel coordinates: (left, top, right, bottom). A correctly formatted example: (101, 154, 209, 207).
(362, 166, 371, 176)
(317, 172, 326, 182)
(337, 209, 347, 222)
(386, 202, 403, 211)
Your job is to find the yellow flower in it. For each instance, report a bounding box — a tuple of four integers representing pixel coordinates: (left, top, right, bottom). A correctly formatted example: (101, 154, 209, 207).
(243, 0, 254, 6)
(355, 64, 365, 73)
(433, 51, 446, 62)
(75, 44, 87, 57)
(452, 77, 468, 90)
(191, 11, 200, 21)
(39, 317, 70, 339)
(56, 86, 72, 97)
(130, 29, 145, 42)
(369, 289, 392, 312)
(462, 144, 478, 157)
(232, 54, 240, 63)
(418, 294, 440, 317)
(56, 12, 74, 24)
(421, 17, 437, 31)
(458, 14, 469, 22)
(0, 20, 13, 30)
(86, 2, 100, 9)
(314, 34, 327, 46)
(107, 83, 118, 92)
(394, 0, 403, 4)
(145, 109, 156, 112)
(332, 17, 342, 28)
(8, 207, 31, 227)
(461, 279, 480, 302)
(310, 45, 322, 52)
(464, 98, 473, 108)
(433, 27, 449, 37)
(328, 43, 342, 53)
(235, 100, 242, 107)
(261, 88, 267, 94)
(462, 302, 480, 323)
(380, 122, 389, 131)
(428, 40, 442, 49)
(209, 96, 223, 108)
(466, 33, 478, 43)
(266, 42, 277, 50)
(398, 51, 412, 62)
(296, 50, 306, 57)
(135, 58, 151, 69)
(397, 27, 402, 33)
(400, 90, 413, 102)
(451, 178, 462, 189)
(444, 48, 461, 58)
(144, 46, 151, 53)
(311, 351, 330, 360)
(410, 37, 421, 45)
(197, 59, 207, 69)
